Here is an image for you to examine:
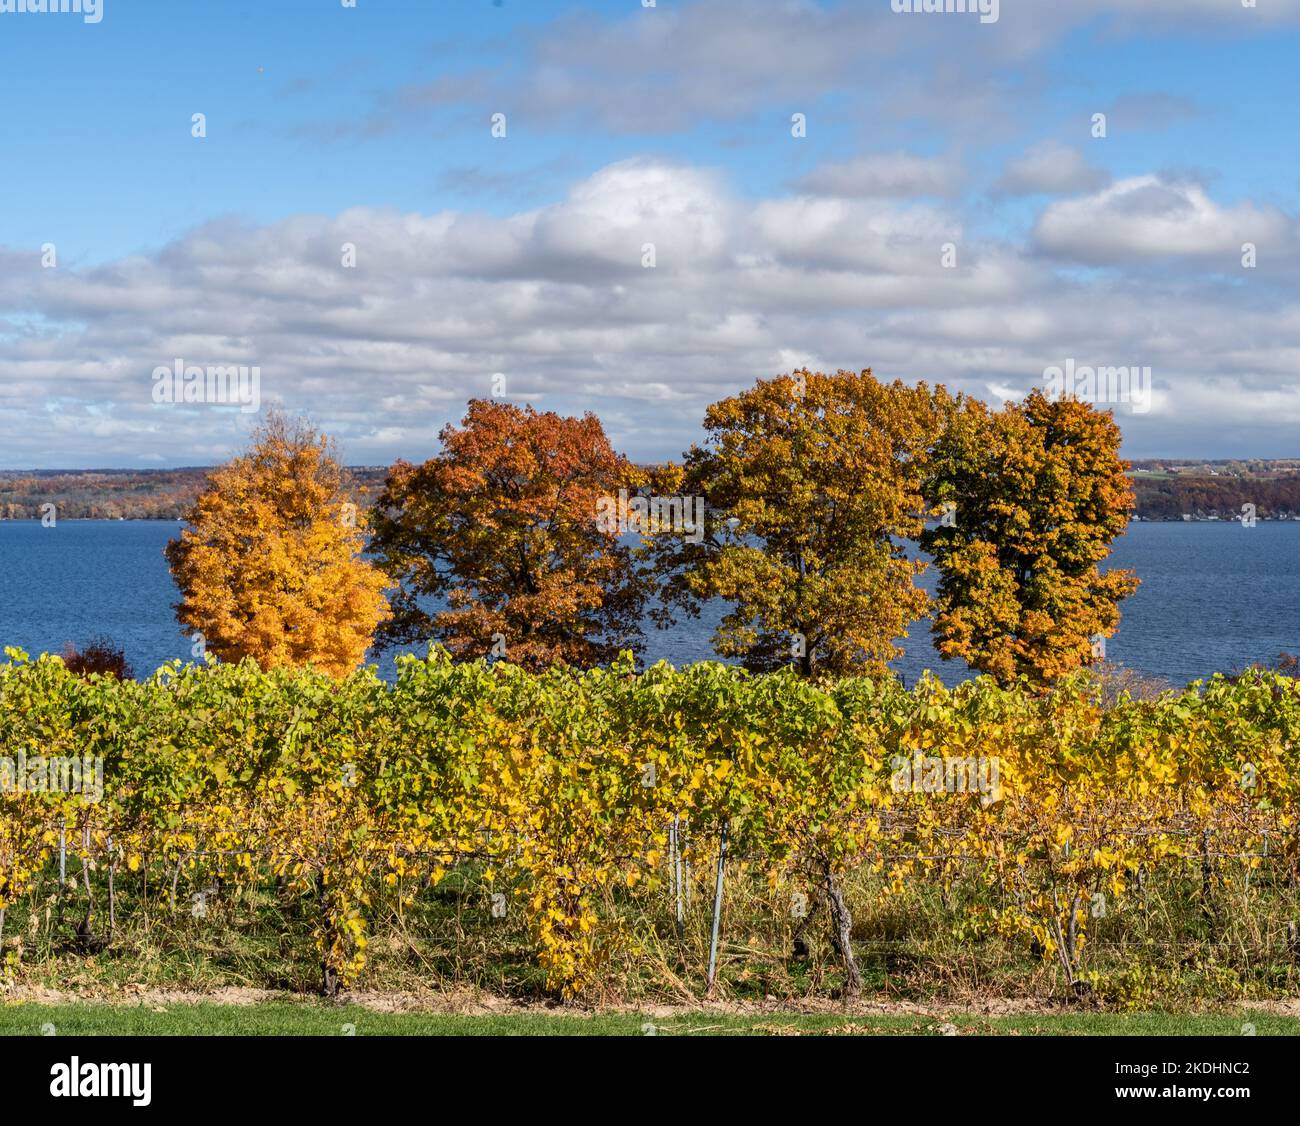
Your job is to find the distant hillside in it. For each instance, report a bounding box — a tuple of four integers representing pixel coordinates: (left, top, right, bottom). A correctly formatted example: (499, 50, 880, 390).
(5, 459, 1300, 522)
(0, 467, 390, 521)
(1128, 459, 1300, 521)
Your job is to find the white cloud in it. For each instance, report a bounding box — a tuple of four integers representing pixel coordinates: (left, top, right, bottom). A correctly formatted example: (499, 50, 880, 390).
(750, 195, 960, 273)
(3, 162, 1300, 466)
(995, 141, 1109, 197)
(1034, 176, 1291, 262)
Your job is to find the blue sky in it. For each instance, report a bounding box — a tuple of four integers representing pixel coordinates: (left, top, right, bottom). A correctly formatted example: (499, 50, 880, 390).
(3, 0, 1300, 467)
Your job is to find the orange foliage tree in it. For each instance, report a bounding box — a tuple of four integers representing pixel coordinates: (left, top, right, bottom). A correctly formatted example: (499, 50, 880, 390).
(646, 369, 948, 677)
(367, 399, 649, 670)
(921, 390, 1139, 686)
(165, 412, 391, 678)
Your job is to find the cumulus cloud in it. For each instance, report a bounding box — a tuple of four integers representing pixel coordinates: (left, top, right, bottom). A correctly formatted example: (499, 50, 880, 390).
(1033, 176, 1291, 263)
(994, 141, 1109, 197)
(3, 159, 1300, 467)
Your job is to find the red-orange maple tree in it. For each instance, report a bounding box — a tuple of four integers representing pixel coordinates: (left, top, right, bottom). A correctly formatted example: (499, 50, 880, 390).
(368, 400, 649, 669)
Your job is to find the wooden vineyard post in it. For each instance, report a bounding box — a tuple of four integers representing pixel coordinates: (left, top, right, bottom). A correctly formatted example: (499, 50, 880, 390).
(671, 815, 686, 940)
(706, 821, 728, 997)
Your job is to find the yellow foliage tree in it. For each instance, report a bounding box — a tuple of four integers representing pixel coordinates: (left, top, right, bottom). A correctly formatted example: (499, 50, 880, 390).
(165, 412, 390, 678)
(922, 390, 1139, 686)
(647, 369, 947, 677)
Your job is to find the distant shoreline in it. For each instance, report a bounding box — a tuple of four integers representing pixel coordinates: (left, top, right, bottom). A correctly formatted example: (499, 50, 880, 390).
(3, 461, 1300, 523)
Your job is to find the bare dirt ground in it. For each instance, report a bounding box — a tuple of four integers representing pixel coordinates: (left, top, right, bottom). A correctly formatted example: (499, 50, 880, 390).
(5, 982, 1297, 1019)
(1242, 998, 1300, 1018)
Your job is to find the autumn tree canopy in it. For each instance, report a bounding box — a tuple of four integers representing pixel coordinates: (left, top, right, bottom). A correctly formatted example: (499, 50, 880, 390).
(165, 411, 391, 678)
(367, 399, 649, 670)
(647, 369, 947, 677)
(921, 390, 1140, 686)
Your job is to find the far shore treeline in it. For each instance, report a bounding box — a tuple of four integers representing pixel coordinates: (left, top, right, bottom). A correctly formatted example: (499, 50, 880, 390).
(6, 459, 1300, 524)
(25, 369, 1145, 689)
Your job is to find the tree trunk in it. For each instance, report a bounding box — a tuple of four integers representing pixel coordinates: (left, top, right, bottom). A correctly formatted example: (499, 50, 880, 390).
(821, 861, 861, 999)
(317, 873, 339, 998)
(1200, 827, 1216, 927)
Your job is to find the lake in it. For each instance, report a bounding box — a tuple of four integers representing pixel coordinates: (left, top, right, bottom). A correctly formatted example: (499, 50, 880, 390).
(0, 520, 1292, 687)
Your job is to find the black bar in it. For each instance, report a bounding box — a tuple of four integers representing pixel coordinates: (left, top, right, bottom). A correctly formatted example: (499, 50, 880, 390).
(2, 1032, 1292, 1113)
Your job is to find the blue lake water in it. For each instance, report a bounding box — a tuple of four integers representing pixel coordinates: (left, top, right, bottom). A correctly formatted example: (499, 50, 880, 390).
(0, 520, 1293, 687)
